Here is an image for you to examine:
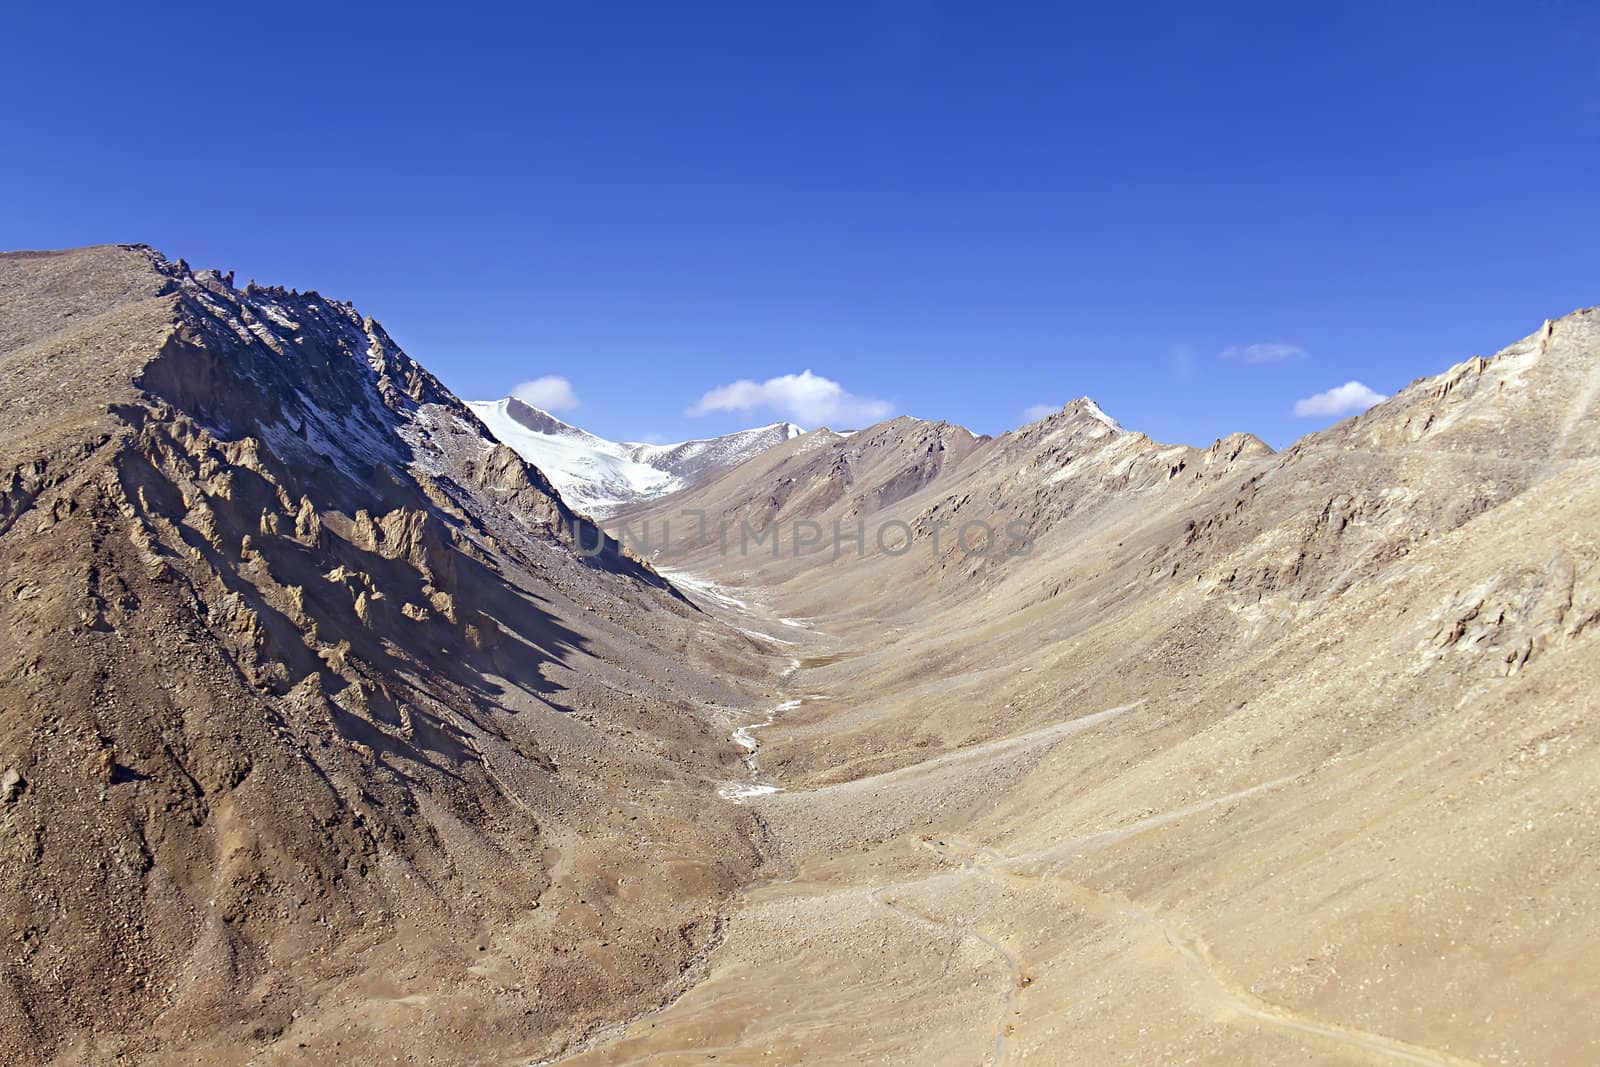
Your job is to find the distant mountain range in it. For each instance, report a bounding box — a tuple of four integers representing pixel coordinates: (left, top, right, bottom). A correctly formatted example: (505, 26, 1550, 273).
(467, 396, 803, 515)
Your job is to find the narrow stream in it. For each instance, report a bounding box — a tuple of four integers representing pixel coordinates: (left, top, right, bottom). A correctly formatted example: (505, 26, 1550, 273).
(718, 686, 800, 803)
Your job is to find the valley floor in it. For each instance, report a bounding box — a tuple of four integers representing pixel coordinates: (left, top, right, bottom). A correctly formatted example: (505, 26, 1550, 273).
(542, 571, 1556, 1067)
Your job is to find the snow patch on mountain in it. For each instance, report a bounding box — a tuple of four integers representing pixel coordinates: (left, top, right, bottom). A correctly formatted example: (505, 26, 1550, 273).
(468, 397, 802, 515)
(1078, 396, 1122, 431)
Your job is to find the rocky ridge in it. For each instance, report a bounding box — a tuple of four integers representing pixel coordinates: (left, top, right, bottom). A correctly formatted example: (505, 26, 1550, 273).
(0, 245, 775, 1065)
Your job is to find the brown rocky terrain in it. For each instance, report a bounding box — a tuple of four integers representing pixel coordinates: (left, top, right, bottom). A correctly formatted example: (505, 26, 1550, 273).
(0, 246, 787, 1065)
(4, 244, 1598, 1066)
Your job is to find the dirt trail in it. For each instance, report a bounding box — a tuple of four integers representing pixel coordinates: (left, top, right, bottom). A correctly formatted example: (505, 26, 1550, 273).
(1004, 773, 1302, 874)
(923, 834, 1483, 1067)
(870, 880, 1021, 1066)
(795, 701, 1144, 793)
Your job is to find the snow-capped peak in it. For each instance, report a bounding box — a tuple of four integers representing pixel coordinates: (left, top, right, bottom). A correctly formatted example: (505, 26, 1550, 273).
(467, 399, 804, 516)
(1072, 396, 1122, 431)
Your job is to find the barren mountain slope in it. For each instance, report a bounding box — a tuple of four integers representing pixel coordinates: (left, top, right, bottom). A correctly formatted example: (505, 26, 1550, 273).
(617, 397, 1275, 625)
(0, 246, 786, 1066)
(607, 415, 989, 561)
(585, 309, 1600, 1065)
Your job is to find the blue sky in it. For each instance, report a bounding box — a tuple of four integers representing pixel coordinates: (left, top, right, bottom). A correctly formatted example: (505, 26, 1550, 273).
(4, 3, 1597, 447)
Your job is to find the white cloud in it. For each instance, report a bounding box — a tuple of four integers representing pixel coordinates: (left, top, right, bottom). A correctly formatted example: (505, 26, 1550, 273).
(687, 369, 892, 427)
(1021, 403, 1060, 424)
(1293, 381, 1387, 418)
(1170, 345, 1196, 380)
(512, 375, 580, 412)
(1222, 342, 1308, 364)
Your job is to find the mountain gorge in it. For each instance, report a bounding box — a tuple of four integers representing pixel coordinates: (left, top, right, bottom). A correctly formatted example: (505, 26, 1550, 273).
(588, 310, 1600, 1065)
(2, 244, 1598, 1066)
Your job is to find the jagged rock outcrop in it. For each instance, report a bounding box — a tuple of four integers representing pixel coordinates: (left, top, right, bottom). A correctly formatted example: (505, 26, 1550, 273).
(0, 245, 769, 1065)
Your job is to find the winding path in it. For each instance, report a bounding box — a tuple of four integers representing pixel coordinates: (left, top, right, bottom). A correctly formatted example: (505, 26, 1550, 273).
(870, 871, 1022, 1066)
(921, 831, 1482, 1067)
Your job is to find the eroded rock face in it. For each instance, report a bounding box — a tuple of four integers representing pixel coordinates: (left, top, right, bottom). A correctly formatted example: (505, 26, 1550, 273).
(0, 246, 766, 1064)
